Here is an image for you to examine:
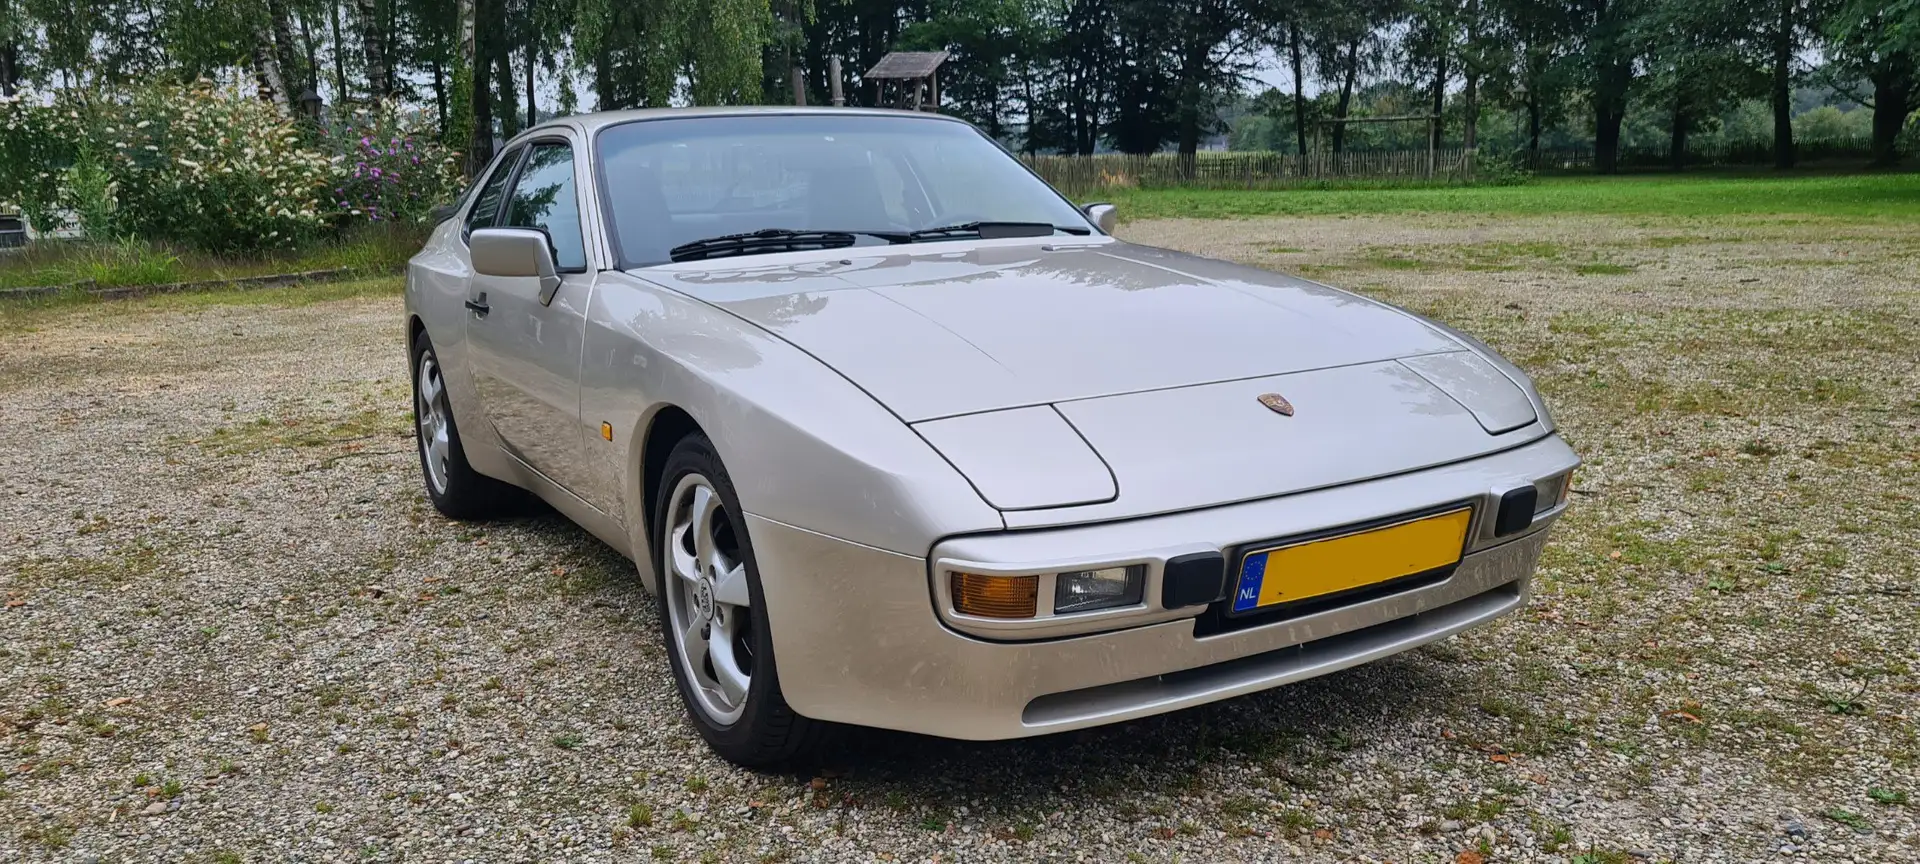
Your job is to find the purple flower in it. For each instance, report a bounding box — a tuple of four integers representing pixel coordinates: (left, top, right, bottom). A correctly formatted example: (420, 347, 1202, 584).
(370, 168, 382, 178)
(360, 136, 371, 147)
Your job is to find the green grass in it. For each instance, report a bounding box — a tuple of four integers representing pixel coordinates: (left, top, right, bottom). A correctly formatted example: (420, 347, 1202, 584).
(0, 223, 426, 291)
(1105, 171, 1920, 221)
(0, 275, 403, 334)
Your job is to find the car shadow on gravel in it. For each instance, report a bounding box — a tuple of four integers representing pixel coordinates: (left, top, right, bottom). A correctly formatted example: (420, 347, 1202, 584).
(816, 654, 1473, 807)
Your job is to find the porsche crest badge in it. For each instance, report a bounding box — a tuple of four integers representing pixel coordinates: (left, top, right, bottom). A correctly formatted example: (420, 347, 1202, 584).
(1258, 392, 1295, 416)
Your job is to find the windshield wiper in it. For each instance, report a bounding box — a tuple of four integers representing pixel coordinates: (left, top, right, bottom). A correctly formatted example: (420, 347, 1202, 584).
(670, 228, 871, 262)
(908, 221, 1092, 241)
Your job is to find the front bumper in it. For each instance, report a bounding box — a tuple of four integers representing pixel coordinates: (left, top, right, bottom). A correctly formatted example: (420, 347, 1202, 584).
(751, 434, 1576, 740)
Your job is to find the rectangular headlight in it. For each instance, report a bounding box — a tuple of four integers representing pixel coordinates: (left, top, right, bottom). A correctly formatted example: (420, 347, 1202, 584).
(1053, 565, 1145, 614)
(1535, 471, 1574, 514)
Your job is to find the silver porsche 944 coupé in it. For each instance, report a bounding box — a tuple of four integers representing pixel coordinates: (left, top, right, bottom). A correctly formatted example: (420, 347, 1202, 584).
(405, 107, 1578, 766)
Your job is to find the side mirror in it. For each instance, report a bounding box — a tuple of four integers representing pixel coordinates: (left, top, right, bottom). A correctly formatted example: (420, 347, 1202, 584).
(471, 227, 563, 305)
(1082, 202, 1117, 234)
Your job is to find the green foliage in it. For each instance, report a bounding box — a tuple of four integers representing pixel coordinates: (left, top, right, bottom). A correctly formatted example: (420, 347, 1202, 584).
(326, 101, 464, 224)
(1472, 149, 1535, 186)
(2, 85, 463, 255)
(86, 83, 336, 252)
(65, 143, 119, 240)
(0, 90, 70, 232)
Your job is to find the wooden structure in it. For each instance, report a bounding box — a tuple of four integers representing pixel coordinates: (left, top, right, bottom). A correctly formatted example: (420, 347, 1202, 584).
(1309, 114, 1448, 179)
(865, 51, 949, 111)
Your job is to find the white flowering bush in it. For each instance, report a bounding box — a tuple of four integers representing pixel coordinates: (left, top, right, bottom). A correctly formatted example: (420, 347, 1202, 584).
(4, 84, 463, 255)
(0, 90, 70, 232)
(92, 84, 338, 252)
(327, 102, 465, 226)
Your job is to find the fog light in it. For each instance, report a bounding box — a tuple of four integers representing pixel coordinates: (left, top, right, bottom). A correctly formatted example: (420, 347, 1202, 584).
(1054, 565, 1145, 614)
(951, 572, 1038, 619)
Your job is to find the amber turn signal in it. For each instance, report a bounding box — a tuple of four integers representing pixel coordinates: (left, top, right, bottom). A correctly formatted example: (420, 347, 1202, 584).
(950, 572, 1038, 619)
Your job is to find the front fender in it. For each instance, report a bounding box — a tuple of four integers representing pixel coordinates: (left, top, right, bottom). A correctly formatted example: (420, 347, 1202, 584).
(578, 272, 1003, 581)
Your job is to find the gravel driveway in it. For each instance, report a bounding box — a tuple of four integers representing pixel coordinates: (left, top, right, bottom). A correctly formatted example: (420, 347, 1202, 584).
(2, 211, 1916, 863)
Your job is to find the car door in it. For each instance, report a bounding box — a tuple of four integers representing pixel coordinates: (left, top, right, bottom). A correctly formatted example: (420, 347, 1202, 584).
(462, 137, 600, 496)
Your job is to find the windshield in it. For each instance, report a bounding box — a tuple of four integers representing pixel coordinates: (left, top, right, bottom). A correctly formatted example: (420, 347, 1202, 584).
(596, 114, 1094, 267)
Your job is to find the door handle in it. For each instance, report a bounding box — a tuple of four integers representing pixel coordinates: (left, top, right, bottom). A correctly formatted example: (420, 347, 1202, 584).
(464, 293, 490, 317)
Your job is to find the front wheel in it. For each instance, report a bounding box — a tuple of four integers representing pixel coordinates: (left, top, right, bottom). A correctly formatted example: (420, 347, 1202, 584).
(654, 433, 833, 767)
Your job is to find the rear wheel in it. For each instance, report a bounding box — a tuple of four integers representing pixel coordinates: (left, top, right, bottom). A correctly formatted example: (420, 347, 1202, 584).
(654, 434, 832, 767)
(411, 332, 521, 520)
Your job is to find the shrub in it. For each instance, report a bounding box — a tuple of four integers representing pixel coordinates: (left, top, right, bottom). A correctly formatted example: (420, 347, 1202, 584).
(1471, 150, 1534, 186)
(93, 84, 337, 253)
(0, 90, 72, 232)
(326, 102, 464, 226)
(4, 84, 462, 256)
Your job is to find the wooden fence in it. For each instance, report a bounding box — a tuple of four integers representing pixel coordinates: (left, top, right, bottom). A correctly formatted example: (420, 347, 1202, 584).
(1019, 135, 1903, 195)
(1019, 148, 1476, 197)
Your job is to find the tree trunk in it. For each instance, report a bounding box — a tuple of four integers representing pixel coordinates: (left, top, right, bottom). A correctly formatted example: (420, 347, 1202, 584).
(1463, 0, 1480, 151)
(594, 52, 613, 111)
(356, 0, 391, 99)
(329, 0, 348, 102)
(1, 41, 16, 98)
(1770, 0, 1794, 169)
(1176, 42, 1205, 163)
(1332, 39, 1358, 154)
(1593, 61, 1629, 174)
(1670, 102, 1689, 171)
(1288, 22, 1307, 157)
(253, 23, 293, 111)
(1430, 51, 1446, 151)
(1527, 93, 1541, 168)
(493, 33, 517, 137)
(296, 10, 321, 96)
(432, 58, 446, 134)
(525, 40, 537, 125)
(458, 0, 489, 174)
(1868, 66, 1912, 167)
(267, 0, 304, 101)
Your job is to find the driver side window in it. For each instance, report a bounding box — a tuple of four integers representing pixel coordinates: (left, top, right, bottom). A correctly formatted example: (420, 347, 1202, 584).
(503, 142, 587, 271)
(464, 147, 523, 238)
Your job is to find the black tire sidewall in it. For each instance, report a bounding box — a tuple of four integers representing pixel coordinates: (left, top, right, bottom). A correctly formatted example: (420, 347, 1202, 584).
(652, 434, 790, 757)
(410, 331, 507, 519)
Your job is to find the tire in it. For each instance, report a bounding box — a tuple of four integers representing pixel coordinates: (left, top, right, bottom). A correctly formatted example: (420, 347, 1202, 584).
(411, 332, 523, 520)
(653, 433, 834, 767)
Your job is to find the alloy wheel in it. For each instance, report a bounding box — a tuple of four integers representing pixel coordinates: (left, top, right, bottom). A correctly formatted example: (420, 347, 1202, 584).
(662, 473, 756, 725)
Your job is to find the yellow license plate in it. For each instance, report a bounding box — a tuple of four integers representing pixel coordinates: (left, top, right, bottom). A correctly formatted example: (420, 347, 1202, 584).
(1229, 508, 1472, 615)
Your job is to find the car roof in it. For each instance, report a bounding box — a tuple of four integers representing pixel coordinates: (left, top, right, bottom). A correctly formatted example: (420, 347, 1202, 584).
(519, 106, 973, 141)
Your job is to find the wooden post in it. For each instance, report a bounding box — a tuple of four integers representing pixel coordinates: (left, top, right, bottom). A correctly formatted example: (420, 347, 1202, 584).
(928, 69, 939, 111)
(791, 67, 806, 106)
(1426, 118, 1437, 179)
(829, 56, 844, 106)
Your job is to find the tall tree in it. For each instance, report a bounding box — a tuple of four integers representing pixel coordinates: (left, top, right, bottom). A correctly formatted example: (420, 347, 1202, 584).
(1573, 0, 1645, 173)
(1489, 0, 1576, 165)
(1639, 0, 1766, 169)
(0, 0, 22, 96)
(1306, 0, 1397, 152)
(358, 0, 392, 97)
(1405, 0, 1459, 149)
(1826, 0, 1920, 166)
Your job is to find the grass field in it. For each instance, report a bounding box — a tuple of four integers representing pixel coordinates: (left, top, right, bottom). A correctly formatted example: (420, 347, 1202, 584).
(0, 224, 426, 292)
(1105, 170, 1920, 221)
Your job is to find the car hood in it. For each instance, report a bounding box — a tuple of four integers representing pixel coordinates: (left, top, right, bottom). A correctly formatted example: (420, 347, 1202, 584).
(647, 240, 1468, 422)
